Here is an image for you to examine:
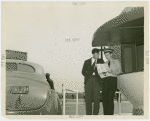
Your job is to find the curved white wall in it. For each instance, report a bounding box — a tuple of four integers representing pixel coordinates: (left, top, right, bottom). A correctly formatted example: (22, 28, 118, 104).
(118, 72, 144, 107)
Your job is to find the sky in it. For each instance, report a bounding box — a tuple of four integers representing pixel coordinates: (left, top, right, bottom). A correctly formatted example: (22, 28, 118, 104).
(2, 1, 144, 93)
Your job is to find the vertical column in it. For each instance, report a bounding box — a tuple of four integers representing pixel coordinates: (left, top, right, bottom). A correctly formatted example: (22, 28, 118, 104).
(100, 46, 103, 60)
(119, 92, 121, 115)
(63, 86, 66, 115)
(76, 91, 78, 115)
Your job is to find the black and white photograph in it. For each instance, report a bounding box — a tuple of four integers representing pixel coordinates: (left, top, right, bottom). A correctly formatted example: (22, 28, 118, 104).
(1, 1, 149, 119)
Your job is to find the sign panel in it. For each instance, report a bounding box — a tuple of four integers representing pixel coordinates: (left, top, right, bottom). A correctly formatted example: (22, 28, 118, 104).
(6, 50, 27, 61)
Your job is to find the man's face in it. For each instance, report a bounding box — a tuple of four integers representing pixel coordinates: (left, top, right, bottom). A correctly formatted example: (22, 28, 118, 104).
(93, 53, 99, 59)
(104, 52, 112, 61)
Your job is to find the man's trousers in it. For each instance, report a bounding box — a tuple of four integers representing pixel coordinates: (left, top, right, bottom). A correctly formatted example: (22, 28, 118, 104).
(85, 76, 101, 115)
(102, 77, 117, 115)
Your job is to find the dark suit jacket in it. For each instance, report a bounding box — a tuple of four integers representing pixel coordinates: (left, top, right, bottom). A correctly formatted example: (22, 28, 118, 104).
(82, 58, 104, 85)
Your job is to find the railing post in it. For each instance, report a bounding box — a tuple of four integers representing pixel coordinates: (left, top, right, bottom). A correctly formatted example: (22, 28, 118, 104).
(62, 88, 79, 115)
(63, 86, 66, 115)
(119, 92, 121, 115)
(76, 91, 78, 115)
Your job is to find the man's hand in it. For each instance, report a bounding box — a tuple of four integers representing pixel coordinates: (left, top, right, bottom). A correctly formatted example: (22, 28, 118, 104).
(107, 69, 112, 73)
(106, 72, 113, 76)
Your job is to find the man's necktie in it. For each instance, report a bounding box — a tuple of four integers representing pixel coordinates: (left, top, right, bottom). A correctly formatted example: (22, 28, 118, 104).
(94, 60, 99, 76)
(95, 65, 98, 76)
(108, 61, 110, 67)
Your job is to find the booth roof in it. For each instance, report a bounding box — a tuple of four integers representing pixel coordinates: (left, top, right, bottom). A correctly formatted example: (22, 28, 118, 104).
(92, 7, 144, 47)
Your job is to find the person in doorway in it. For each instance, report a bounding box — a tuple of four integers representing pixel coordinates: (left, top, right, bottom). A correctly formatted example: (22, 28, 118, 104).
(101, 48, 122, 115)
(46, 73, 55, 90)
(82, 48, 104, 115)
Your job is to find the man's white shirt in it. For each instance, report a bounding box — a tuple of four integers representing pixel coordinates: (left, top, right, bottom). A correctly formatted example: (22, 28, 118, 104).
(91, 58, 97, 75)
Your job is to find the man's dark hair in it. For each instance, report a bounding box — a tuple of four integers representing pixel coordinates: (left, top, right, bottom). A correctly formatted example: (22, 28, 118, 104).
(92, 48, 99, 54)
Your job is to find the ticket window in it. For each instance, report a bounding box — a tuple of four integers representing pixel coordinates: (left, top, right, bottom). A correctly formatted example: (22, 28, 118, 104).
(136, 44, 144, 71)
(121, 44, 144, 73)
(121, 44, 136, 73)
(121, 26, 144, 73)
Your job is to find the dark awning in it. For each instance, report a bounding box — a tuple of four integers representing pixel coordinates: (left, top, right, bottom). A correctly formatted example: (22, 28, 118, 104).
(92, 7, 144, 47)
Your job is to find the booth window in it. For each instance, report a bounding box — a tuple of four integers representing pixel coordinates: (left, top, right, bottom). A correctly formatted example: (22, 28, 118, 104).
(121, 44, 136, 73)
(136, 44, 144, 71)
(121, 44, 144, 73)
(121, 27, 144, 74)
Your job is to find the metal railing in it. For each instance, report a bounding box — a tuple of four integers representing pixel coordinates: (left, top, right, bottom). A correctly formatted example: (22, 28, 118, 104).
(62, 86, 121, 115)
(100, 91, 122, 115)
(63, 86, 78, 115)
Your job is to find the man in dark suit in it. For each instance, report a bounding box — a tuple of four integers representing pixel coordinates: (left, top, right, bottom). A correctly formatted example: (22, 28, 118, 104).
(82, 48, 104, 115)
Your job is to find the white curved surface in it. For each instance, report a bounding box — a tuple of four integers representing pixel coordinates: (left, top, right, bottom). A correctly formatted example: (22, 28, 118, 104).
(118, 72, 144, 107)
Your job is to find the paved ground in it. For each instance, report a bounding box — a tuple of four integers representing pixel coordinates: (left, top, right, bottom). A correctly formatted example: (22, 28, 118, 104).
(61, 99, 133, 115)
